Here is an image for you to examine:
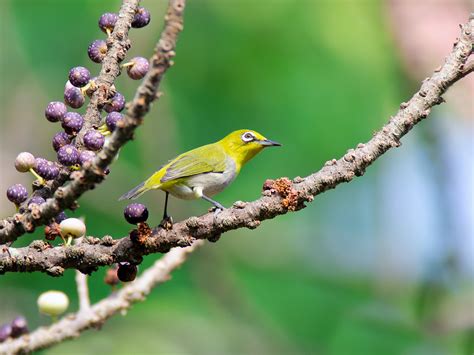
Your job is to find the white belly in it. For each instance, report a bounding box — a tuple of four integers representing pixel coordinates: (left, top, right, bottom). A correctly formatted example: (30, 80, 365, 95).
(165, 158, 237, 200)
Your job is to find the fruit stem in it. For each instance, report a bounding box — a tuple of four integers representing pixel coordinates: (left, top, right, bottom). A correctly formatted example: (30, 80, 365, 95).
(59, 234, 68, 246)
(80, 82, 92, 96)
(29, 168, 45, 185)
(121, 62, 134, 68)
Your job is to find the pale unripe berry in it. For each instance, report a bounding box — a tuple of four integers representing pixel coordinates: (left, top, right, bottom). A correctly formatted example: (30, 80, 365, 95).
(15, 152, 35, 172)
(59, 218, 86, 239)
(37, 291, 69, 317)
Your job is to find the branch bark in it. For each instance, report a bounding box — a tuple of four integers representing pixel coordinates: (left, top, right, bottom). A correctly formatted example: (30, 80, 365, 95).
(0, 0, 185, 245)
(0, 242, 202, 354)
(1, 16, 472, 277)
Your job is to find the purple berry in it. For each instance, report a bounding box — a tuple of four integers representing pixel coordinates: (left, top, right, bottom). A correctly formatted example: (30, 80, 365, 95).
(15, 152, 35, 172)
(69, 67, 90, 88)
(83, 130, 105, 151)
(57, 145, 80, 166)
(10, 316, 28, 338)
(45, 101, 67, 122)
(55, 211, 68, 224)
(124, 203, 148, 224)
(99, 12, 118, 34)
(104, 92, 125, 113)
(117, 262, 138, 282)
(52, 132, 72, 152)
(64, 81, 85, 109)
(6, 184, 28, 205)
(88, 39, 108, 63)
(132, 7, 151, 28)
(28, 196, 46, 206)
(126, 57, 149, 80)
(35, 158, 59, 180)
(79, 150, 96, 165)
(0, 324, 12, 342)
(105, 112, 123, 131)
(62, 112, 84, 134)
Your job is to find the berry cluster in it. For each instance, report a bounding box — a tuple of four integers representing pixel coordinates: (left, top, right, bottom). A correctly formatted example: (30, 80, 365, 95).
(0, 316, 29, 343)
(5, 6, 152, 247)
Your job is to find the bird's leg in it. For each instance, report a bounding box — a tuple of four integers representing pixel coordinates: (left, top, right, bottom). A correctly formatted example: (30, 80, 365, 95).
(159, 192, 173, 230)
(202, 194, 225, 216)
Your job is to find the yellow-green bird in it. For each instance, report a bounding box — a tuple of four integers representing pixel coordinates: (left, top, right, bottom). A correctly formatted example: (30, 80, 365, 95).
(119, 129, 281, 223)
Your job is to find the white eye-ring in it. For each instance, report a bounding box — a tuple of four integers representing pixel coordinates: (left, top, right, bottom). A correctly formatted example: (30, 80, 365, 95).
(241, 131, 255, 142)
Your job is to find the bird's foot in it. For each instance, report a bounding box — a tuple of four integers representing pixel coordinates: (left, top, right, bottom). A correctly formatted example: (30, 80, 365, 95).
(159, 215, 173, 231)
(209, 206, 224, 218)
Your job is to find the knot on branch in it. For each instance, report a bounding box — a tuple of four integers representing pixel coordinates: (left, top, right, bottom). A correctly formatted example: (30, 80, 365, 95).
(29, 240, 49, 252)
(100, 235, 116, 246)
(130, 223, 152, 245)
(262, 178, 301, 211)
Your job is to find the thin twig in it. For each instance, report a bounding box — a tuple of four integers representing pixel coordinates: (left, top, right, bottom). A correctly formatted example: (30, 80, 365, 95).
(0, 242, 203, 354)
(75, 270, 91, 313)
(0, 16, 472, 276)
(0, 0, 186, 244)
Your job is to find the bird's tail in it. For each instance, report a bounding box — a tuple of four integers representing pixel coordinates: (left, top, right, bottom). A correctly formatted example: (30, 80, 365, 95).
(119, 182, 148, 200)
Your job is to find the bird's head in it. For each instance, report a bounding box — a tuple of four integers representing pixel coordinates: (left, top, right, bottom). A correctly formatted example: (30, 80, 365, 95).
(219, 129, 281, 168)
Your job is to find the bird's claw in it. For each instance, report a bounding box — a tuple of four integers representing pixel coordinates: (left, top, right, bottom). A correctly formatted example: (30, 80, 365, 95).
(159, 215, 173, 230)
(209, 206, 224, 218)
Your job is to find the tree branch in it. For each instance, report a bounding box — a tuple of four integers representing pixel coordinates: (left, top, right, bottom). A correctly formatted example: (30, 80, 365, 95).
(0, 242, 203, 354)
(1, 16, 472, 277)
(0, 0, 185, 245)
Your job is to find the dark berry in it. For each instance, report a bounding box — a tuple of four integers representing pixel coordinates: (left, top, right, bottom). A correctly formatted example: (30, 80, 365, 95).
(104, 266, 120, 286)
(52, 132, 72, 152)
(79, 150, 96, 165)
(0, 324, 12, 342)
(64, 81, 85, 109)
(62, 112, 84, 134)
(10, 316, 28, 338)
(57, 145, 80, 166)
(28, 196, 46, 206)
(105, 112, 123, 131)
(15, 152, 35, 172)
(117, 262, 138, 282)
(126, 57, 149, 80)
(104, 92, 125, 113)
(83, 130, 105, 151)
(35, 158, 59, 180)
(68, 67, 90, 88)
(6, 184, 28, 204)
(132, 7, 151, 28)
(54, 211, 68, 224)
(99, 12, 118, 34)
(124, 203, 148, 224)
(88, 39, 108, 63)
(45, 101, 67, 122)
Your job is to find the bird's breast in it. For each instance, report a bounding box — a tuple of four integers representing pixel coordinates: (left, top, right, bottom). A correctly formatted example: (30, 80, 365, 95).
(165, 157, 237, 200)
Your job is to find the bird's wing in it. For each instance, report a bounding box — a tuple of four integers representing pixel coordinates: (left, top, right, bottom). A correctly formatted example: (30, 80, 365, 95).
(160, 143, 227, 183)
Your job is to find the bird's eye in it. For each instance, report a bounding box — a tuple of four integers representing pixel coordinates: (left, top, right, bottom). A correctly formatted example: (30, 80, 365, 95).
(241, 132, 255, 142)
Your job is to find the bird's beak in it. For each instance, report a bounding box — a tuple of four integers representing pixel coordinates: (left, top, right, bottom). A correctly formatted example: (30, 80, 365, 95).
(259, 139, 281, 147)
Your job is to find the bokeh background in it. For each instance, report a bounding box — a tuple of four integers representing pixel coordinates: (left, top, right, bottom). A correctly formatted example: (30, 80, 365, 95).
(1, 0, 473, 354)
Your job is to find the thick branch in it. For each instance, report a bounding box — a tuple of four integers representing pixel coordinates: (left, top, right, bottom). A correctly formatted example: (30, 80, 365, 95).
(0, 0, 185, 244)
(0, 17, 472, 276)
(0, 242, 202, 354)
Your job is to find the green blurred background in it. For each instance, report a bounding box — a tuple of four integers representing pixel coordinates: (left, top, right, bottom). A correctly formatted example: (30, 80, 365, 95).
(1, 0, 473, 354)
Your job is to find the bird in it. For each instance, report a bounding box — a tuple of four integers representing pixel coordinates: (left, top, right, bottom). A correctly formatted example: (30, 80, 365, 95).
(119, 129, 281, 227)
